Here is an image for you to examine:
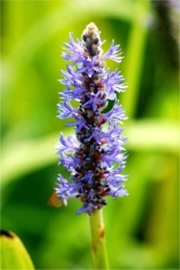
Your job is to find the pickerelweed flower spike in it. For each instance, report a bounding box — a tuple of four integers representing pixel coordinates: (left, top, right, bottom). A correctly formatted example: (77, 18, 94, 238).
(56, 22, 128, 215)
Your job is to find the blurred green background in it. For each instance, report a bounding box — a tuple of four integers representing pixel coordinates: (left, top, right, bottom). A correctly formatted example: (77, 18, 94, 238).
(1, 0, 179, 269)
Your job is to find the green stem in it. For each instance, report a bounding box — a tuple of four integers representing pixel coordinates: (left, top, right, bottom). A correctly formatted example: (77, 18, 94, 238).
(88, 209, 109, 269)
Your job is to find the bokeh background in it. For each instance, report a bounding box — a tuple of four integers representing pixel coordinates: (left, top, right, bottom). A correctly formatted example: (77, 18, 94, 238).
(1, 0, 179, 269)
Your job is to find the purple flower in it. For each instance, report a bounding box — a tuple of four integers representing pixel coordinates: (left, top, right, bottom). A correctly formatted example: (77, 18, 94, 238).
(101, 40, 123, 62)
(56, 22, 128, 215)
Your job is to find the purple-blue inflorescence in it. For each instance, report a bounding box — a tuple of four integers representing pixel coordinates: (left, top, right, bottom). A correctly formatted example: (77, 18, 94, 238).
(56, 23, 128, 215)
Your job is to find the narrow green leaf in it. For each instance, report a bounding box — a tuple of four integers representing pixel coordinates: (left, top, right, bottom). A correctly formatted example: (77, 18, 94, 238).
(1, 121, 179, 186)
(122, 0, 150, 117)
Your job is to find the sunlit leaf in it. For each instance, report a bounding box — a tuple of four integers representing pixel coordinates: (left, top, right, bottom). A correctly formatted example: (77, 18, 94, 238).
(0, 230, 35, 270)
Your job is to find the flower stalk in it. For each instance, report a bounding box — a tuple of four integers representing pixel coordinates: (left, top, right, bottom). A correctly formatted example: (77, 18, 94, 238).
(88, 210, 109, 269)
(55, 22, 128, 269)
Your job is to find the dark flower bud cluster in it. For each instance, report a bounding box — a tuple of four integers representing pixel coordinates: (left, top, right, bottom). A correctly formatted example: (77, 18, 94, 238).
(56, 23, 128, 215)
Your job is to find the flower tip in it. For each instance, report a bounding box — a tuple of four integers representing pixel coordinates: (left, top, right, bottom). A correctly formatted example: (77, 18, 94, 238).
(86, 22, 98, 30)
(83, 22, 100, 38)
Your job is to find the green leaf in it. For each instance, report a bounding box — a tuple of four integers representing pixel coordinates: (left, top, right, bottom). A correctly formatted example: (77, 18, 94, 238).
(122, 0, 150, 117)
(1, 121, 179, 186)
(0, 230, 35, 270)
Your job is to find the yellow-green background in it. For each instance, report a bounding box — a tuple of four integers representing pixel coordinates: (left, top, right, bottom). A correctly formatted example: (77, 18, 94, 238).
(1, 0, 179, 269)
